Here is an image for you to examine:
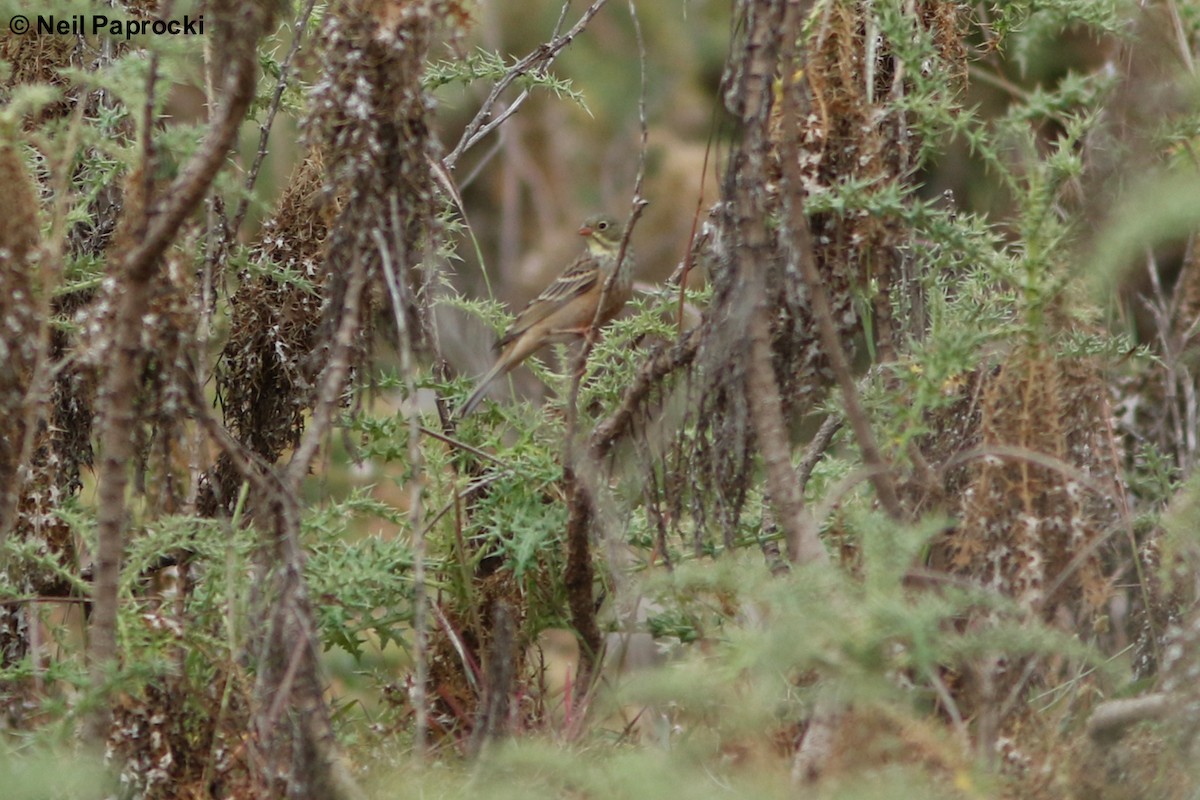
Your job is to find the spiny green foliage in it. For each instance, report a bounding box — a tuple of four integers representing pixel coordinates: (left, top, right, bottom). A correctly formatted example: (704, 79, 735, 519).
(424, 47, 589, 110)
(0, 751, 113, 800)
(5, 0, 1200, 796)
(988, 1, 1125, 70)
(623, 513, 1106, 715)
(358, 513, 1110, 798)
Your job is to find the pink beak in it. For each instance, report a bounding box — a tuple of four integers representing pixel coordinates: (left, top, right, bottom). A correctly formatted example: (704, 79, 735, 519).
(578, 225, 593, 237)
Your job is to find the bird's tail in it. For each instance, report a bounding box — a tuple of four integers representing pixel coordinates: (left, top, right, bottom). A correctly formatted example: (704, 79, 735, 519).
(457, 359, 508, 418)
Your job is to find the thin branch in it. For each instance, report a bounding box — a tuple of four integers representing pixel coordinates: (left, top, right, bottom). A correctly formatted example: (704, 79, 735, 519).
(797, 413, 841, 493)
(1166, 0, 1196, 75)
(419, 471, 512, 538)
(458, 135, 505, 192)
(183, 369, 277, 499)
(418, 424, 507, 467)
(453, 0, 575, 180)
(926, 666, 970, 751)
(230, 0, 320, 239)
(0, 596, 92, 607)
(374, 203, 430, 760)
(443, 0, 610, 170)
(431, 600, 481, 696)
(589, 326, 702, 459)
(124, 49, 261, 283)
(966, 62, 1032, 102)
(453, 90, 533, 166)
(774, 25, 903, 522)
(282, 259, 367, 488)
(676, 124, 718, 332)
(939, 443, 1129, 499)
(1087, 693, 1175, 743)
(560, 0, 648, 695)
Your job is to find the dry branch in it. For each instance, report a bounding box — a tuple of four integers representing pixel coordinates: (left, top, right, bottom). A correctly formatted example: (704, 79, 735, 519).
(589, 326, 702, 459)
(558, 0, 651, 694)
(719, 0, 829, 564)
(747, 310, 827, 564)
(1087, 693, 1174, 743)
(772, 5, 902, 522)
(229, 0, 321, 240)
(88, 0, 276, 739)
(443, 0, 610, 170)
(248, 259, 367, 800)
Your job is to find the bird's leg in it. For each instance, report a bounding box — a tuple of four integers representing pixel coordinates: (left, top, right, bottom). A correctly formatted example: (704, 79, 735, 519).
(568, 335, 591, 380)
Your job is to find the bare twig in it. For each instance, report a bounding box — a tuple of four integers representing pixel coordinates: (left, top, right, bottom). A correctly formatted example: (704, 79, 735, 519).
(939, 443, 1130, 500)
(797, 413, 841, 493)
(446, 470, 486, 661)
(375, 199, 430, 759)
(927, 667, 970, 750)
(183, 371, 277, 500)
(0, 596, 92, 606)
(283, 258, 367, 487)
(589, 326, 702, 458)
(774, 14, 903, 522)
(560, 0, 649, 695)
(418, 424, 507, 467)
(677, 133, 716, 332)
(419, 471, 513, 537)
(230, 0, 320, 239)
(1166, 0, 1196, 75)
(1087, 693, 1175, 742)
(431, 600, 481, 696)
(458, 136, 504, 192)
(443, 0, 610, 170)
(124, 44, 263, 283)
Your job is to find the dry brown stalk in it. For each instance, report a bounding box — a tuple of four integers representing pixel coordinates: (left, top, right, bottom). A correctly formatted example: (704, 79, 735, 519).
(88, 0, 276, 740)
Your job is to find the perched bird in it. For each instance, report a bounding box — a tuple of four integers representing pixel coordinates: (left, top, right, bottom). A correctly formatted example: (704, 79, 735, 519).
(458, 214, 633, 417)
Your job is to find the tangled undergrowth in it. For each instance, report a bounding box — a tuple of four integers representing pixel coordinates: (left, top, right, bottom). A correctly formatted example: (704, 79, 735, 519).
(3, 1, 1200, 798)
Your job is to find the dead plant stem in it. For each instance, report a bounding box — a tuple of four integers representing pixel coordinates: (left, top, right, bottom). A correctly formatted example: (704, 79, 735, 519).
(444, 0, 610, 170)
(376, 199, 430, 762)
(88, 4, 269, 738)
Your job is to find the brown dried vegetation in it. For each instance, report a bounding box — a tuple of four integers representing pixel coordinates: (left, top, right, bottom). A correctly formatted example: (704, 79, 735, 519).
(4, 0, 1200, 798)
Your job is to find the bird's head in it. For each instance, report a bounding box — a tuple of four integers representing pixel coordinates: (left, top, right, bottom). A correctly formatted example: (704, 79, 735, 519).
(578, 214, 624, 255)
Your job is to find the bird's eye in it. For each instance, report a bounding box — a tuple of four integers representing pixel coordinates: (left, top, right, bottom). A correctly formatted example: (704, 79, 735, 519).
(597, 221, 609, 230)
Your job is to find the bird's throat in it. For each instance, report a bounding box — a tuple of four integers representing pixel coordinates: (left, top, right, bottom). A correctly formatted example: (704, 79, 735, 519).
(587, 237, 620, 257)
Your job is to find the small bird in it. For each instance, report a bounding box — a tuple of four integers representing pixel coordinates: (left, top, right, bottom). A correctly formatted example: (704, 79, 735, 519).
(458, 214, 633, 417)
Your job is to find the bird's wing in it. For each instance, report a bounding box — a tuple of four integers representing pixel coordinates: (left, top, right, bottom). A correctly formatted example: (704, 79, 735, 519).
(495, 254, 598, 350)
